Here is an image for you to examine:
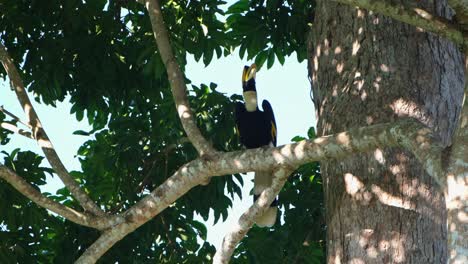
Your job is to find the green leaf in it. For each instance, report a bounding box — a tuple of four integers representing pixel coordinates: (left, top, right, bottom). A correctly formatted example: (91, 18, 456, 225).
(76, 110, 84, 122)
(275, 48, 286, 65)
(291, 135, 306, 142)
(226, 0, 250, 14)
(267, 49, 275, 69)
(10, 148, 21, 160)
(209, 82, 218, 90)
(203, 47, 214, 66)
(307, 127, 316, 139)
(239, 44, 247, 59)
(191, 220, 208, 241)
(73, 130, 90, 136)
(254, 50, 268, 69)
(215, 46, 222, 59)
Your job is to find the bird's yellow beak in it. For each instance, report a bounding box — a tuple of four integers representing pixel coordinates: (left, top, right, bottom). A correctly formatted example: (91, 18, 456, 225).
(242, 64, 257, 83)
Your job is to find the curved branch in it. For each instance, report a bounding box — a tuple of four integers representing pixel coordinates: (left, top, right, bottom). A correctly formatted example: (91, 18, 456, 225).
(76, 118, 443, 263)
(333, 0, 466, 46)
(213, 167, 294, 264)
(0, 43, 104, 216)
(142, 0, 216, 156)
(0, 165, 112, 229)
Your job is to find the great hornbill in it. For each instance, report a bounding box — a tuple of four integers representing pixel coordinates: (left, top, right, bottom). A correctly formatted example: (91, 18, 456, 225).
(234, 64, 278, 227)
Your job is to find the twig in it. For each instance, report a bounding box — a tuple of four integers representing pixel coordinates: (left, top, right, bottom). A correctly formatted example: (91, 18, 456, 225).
(0, 122, 33, 139)
(141, 0, 216, 156)
(333, 0, 467, 46)
(0, 105, 32, 129)
(0, 43, 104, 216)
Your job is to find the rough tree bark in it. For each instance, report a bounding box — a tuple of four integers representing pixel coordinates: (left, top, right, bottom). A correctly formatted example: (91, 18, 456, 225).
(310, 1, 464, 263)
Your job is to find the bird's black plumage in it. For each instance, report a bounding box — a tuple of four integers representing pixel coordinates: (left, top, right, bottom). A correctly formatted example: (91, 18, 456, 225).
(235, 63, 277, 149)
(235, 101, 276, 149)
(235, 64, 278, 227)
(262, 100, 277, 147)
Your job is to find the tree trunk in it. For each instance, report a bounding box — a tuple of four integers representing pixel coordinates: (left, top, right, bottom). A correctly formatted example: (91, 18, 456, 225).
(309, 1, 464, 263)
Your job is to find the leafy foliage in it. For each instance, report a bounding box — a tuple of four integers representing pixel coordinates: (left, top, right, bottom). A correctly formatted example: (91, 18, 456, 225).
(0, 0, 230, 130)
(0, 0, 320, 263)
(226, 0, 315, 69)
(0, 150, 63, 263)
(0, 111, 13, 145)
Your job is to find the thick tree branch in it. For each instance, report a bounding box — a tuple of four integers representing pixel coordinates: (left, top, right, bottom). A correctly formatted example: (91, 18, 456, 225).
(395, 121, 446, 187)
(0, 165, 116, 230)
(213, 167, 294, 264)
(1, 122, 33, 139)
(141, 0, 216, 156)
(0, 43, 104, 216)
(76, 118, 443, 263)
(333, 0, 466, 46)
(75, 221, 137, 264)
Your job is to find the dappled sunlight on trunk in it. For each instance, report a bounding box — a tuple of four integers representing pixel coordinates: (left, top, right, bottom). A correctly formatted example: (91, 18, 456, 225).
(310, 0, 463, 262)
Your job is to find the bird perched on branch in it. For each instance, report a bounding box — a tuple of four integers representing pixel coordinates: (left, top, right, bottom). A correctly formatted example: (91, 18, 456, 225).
(234, 64, 277, 227)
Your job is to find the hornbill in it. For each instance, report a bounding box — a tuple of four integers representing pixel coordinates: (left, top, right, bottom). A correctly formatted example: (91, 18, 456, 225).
(234, 64, 278, 227)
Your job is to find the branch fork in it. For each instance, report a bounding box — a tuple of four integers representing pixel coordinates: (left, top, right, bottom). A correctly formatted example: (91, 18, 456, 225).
(214, 167, 295, 264)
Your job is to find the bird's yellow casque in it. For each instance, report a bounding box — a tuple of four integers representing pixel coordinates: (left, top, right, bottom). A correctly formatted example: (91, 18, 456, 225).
(234, 64, 278, 227)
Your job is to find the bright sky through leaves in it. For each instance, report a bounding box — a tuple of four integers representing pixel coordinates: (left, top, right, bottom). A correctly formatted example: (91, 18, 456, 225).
(1, 51, 314, 247)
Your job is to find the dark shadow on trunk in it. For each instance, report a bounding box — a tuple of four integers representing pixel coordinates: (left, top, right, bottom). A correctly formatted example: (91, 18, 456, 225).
(309, 1, 464, 263)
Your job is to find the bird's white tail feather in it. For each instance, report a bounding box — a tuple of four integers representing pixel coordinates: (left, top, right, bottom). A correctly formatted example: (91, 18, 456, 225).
(255, 207, 277, 227)
(254, 171, 276, 227)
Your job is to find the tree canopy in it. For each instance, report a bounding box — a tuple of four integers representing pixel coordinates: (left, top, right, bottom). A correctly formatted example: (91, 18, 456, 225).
(0, 0, 323, 263)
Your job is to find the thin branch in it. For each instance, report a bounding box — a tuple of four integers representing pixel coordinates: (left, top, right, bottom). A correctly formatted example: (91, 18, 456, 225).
(76, 118, 442, 263)
(0, 105, 32, 128)
(1, 122, 33, 139)
(213, 167, 295, 264)
(333, 0, 466, 46)
(0, 165, 114, 230)
(141, 0, 216, 156)
(0, 43, 104, 216)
